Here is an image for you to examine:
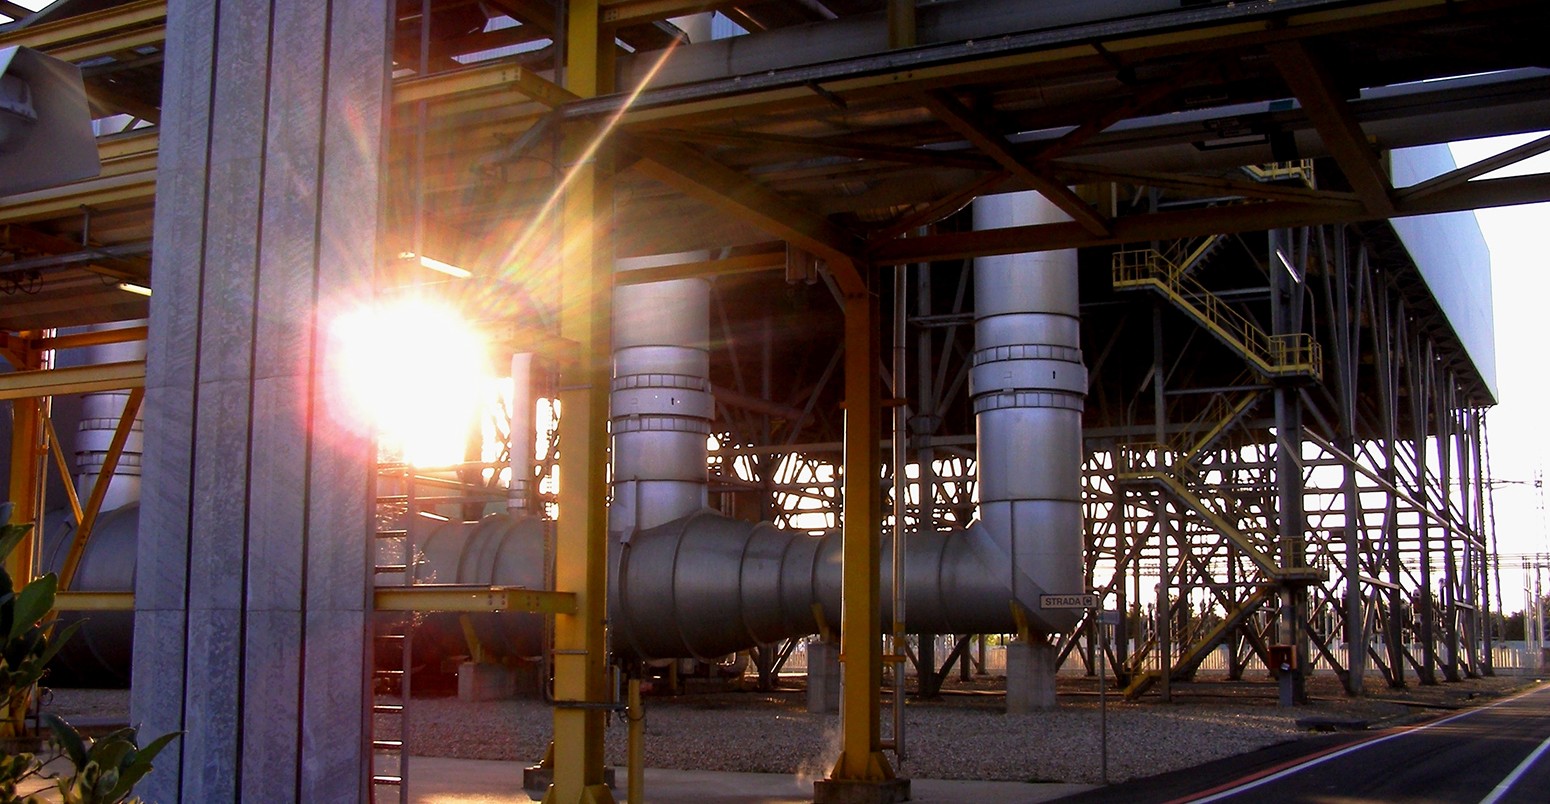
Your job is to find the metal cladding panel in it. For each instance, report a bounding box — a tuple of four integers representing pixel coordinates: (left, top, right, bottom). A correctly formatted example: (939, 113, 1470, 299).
(41, 505, 138, 686)
(975, 406, 1084, 502)
(1390, 144, 1498, 400)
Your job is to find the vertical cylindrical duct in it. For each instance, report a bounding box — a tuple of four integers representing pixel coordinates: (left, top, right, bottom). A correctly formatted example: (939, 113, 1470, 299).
(75, 321, 146, 512)
(609, 252, 715, 534)
(968, 191, 1086, 635)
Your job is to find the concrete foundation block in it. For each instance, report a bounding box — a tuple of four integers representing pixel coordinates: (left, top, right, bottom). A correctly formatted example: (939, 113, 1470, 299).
(813, 777, 912, 804)
(1006, 641, 1058, 713)
(521, 765, 616, 792)
(807, 640, 841, 714)
(457, 662, 516, 702)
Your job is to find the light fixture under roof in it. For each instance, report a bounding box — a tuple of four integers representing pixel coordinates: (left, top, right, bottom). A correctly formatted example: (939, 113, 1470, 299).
(116, 281, 152, 296)
(398, 250, 471, 279)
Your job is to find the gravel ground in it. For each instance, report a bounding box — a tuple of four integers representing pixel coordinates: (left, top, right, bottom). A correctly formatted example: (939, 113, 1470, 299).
(41, 672, 1540, 786)
(381, 671, 1539, 785)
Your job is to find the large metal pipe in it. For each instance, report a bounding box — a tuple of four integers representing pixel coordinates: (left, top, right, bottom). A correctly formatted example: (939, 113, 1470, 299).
(40, 504, 139, 686)
(63, 206, 1088, 677)
(966, 190, 1086, 636)
(609, 251, 714, 534)
(413, 513, 547, 659)
(612, 513, 1042, 660)
(73, 321, 146, 513)
(610, 191, 1085, 660)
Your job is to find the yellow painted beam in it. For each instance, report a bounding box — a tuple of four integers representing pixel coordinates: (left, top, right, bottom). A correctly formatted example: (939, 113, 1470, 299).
(52, 591, 135, 611)
(1268, 41, 1394, 217)
(394, 62, 579, 109)
(547, 2, 617, 801)
(46, 26, 166, 65)
(373, 586, 577, 614)
(0, 171, 158, 224)
(34, 326, 148, 352)
(0, 0, 164, 51)
(611, 242, 785, 285)
(59, 387, 142, 591)
(598, 0, 713, 27)
(918, 90, 1110, 237)
(0, 360, 145, 401)
(45, 417, 85, 526)
(612, 0, 1457, 130)
(4, 341, 43, 586)
(827, 283, 896, 785)
(626, 136, 865, 294)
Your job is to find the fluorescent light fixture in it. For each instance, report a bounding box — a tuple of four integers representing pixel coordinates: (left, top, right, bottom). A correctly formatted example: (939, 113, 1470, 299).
(116, 281, 152, 296)
(398, 250, 471, 279)
(1275, 248, 1302, 284)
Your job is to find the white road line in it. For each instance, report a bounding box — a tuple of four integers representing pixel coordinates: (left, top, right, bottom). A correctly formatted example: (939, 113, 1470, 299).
(1186, 683, 1550, 804)
(1478, 731, 1550, 804)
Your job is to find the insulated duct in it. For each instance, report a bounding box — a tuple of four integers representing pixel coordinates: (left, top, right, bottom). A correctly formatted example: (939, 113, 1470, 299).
(412, 514, 548, 660)
(40, 504, 139, 686)
(609, 251, 714, 534)
(74, 322, 146, 513)
(610, 191, 1086, 661)
(62, 201, 1088, 677)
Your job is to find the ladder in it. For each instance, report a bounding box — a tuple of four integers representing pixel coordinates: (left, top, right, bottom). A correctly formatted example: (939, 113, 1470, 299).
(371, 462, 414, 803)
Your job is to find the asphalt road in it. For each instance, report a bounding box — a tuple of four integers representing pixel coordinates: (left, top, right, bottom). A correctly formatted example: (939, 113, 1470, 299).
(1062, 682, 1550, 804)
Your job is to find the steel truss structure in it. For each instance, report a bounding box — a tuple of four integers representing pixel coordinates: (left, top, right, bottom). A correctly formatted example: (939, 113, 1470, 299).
(4, 0, 1546, 801)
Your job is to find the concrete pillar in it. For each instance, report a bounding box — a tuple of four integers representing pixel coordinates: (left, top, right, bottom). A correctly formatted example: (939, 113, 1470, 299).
(807, 640, 841, 713)
(1006, 641, 1058, 713)
(129, 0, 390, 800)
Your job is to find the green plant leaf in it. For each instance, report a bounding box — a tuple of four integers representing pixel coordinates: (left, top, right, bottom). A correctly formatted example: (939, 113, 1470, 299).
(106, 731, 180, 801)
(34, 620, 82, 670)
(9, 573, 57, 643)
(45, 713, 89, 769)
(0, 523, 32, 564)
(90, 737, 134, 773)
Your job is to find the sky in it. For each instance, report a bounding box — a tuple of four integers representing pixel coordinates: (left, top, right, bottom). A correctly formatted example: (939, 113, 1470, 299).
(1448, 136, 1550, 609)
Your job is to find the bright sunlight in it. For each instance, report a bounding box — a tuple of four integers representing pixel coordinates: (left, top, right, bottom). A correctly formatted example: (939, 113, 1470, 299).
(329, 297, 491, 467)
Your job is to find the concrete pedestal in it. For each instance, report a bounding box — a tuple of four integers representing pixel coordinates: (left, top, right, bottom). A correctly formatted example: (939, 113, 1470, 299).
(807, 640, 841, 713)
(522, 765, 616, 792)
(1006, 641, 1058, 713)
(457, 662, 516, 702)
(813, 777, 912, 804)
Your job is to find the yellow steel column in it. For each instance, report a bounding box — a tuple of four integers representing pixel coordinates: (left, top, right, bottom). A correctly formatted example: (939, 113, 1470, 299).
(4, 338, 44, 583)
(547, 1, 615, 802)
(817, 271, 907, 802)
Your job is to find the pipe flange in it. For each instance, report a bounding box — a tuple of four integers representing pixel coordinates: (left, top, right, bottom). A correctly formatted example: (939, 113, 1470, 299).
(611, 372, 710, 393)
(972, 390, 1084, 414)
(611, 415, 712, 435)
(972, 344, 1083, 366)
(611, 386, 715, 421)
(969, 359, 1088, 398)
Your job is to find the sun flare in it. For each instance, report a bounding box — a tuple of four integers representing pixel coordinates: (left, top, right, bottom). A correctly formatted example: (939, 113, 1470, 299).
(329, 298, 491, 467)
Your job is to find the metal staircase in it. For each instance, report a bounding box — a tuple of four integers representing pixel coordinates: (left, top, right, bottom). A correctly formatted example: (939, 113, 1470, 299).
(1121, 586, 1276, 698)
(1178, 389, 1260, 466)
(1240, 159, 1317, 185)
(1112, 249, 1322, 380)
(1114, 157, 1321, 379)
(1117, 469, 1320, 584)
(1162, 233, 1229, 280)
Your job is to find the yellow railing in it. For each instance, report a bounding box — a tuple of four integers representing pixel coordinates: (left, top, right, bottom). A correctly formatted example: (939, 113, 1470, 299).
(1180, 391, 1257, 464)
(1112, 249, 1322, 380)
(1242, 159, 1317, 186)
(1162, 234, 1225, 280)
